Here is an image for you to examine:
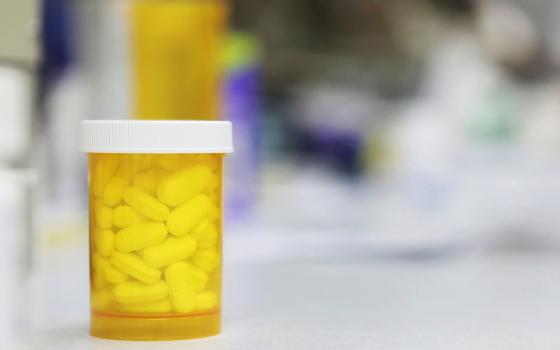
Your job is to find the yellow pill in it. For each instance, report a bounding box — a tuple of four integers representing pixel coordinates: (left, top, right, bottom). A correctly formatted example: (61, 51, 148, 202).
(110, 251, 161, 284)
(95, 228, 114, 257)
(96, 255, 128, 284)
(92, 288, 114, 310)
(92, 154, 120, 198)
(182, 154, 197, 166)
(115, 161, 135, 183)
(113, 281, 168, 304)
(157, 154, 183, 172)
(115, 222, 167, 252)
(196, 154, 218, 171)
(118, 299, 171, 313)
(208, 204, 219, 222)
(192, 248, 220, 273)
(132, 168, 169, 195)
(92, 270, 105, 290)
(123, 187, 170, 221)
(207, 174, 219, 192)
(143, 235, 197, 268)
(113, 205, 146, 228)
(102, 263, 128, 284)
(103, 176, 128, 207)
(167, 194, 211, 236)
(196, 291, 218, 311)
(207, 191, 219, 204)
(132, 154, 153, 172)
(94, 199, 113, 229)
(191, 220, 208, 233)
(165, 262, 196, 313)
(171, 287, 197, 313)
(157, 165, 213, 206)
(191, 221, 218, 248)
(184, 262, 208, 292)
(92, 252, 103, 269)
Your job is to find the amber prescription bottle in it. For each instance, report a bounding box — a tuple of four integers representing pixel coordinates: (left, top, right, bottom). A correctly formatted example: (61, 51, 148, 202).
(80, 120, 233, 340)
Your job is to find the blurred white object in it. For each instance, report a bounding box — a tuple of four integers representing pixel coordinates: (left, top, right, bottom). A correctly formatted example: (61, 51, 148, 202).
(0, 66, 32, 164)
(77, 0, 131, 119)
(375, 25, 507, 255)
(0, 169, 35, 349)
(522, 81, 560, 162)
(44, 70, 87, 200)
(295, 85, 381, 136)
(477, 0, 539, 67)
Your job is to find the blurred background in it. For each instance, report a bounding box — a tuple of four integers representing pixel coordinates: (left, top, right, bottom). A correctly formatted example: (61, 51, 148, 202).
(4, 0, 560, 348)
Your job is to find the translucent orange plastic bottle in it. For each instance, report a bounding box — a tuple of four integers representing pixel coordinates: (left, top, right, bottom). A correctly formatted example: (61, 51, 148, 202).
(81, 121, 233, 340)
(130, 0, 228, 120)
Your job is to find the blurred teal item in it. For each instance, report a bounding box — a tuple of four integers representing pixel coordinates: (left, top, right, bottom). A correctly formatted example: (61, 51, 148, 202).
(469, 87, 520, 142)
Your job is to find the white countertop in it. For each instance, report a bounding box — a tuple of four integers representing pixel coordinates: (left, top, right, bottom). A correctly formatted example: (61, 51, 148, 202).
(5, 229, 560, 350)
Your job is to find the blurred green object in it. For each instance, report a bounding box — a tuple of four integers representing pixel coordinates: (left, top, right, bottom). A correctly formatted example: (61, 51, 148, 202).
(469, 87, 520, 142)
(223, 32, 262, 72)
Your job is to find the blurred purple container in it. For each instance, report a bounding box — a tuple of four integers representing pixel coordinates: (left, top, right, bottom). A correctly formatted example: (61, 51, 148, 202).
(224, 33, 261, 219)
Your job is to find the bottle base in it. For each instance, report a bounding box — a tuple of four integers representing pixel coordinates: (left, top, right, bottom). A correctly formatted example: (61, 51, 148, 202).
(90, 310, 221, 341)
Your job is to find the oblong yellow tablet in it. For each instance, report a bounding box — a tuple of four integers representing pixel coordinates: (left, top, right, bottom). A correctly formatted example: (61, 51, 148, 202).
(110, 251, 161, 284)
(143, 235, 197, 268)
(167, 194, 211, 236)
(156, 154, 182, 172)
(184, 262, 208, 292)
(123, 187, 170, 221)
(165, 262, 196, 313)
(191, 221, 217, 248)
(113, 205, 146, 228)
(94, 199, 113, 229)
(196, 154, 218, 171)
(92, 154, 119, 198)
(208, 204, 219, 222)
(157, 165, 213, 206)
(102, 265, 127, 284)
(92, 270, 105, 290)
(92, 288, 114, 310)
(207, 191, 219, 204)
(113, 281, 168, 304)
(207, 173, 218, 192)
(131, 154, 152, 172)
(103, 176, 128, 207)
(196, 291, 217, 311)
(115, 222, 167, 252)
(94, 254, 128, 284)
(115, 161, 136, 183)
(192, 248, 220, 273)
(132, 168, 170, 195)
(95, 228, 114, 258)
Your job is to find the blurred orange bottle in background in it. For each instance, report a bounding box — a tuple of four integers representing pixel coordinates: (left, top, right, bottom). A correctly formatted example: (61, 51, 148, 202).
(130, 0, 228, 120)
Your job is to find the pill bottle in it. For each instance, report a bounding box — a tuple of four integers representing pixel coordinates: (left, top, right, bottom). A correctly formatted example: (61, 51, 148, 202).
(130, 0, 228, 120)
(80, 120, 233, 340)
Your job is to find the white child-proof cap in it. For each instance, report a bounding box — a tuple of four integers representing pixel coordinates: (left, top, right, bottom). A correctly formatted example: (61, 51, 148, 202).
(80, 120, 234, 154)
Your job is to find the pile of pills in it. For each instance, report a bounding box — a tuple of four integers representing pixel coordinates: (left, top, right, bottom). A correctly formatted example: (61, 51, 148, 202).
(90, 154, 221, 314)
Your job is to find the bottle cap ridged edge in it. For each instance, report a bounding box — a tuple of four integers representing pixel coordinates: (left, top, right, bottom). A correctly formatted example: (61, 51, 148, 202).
(80, 120, 234, 154)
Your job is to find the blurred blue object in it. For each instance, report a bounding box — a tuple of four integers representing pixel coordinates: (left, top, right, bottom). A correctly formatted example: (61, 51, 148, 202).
(224, 33, 262, 219)
(41, 0, 74, 83)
